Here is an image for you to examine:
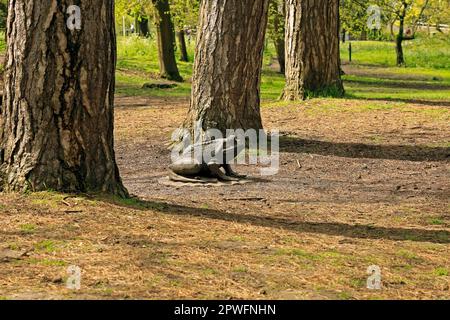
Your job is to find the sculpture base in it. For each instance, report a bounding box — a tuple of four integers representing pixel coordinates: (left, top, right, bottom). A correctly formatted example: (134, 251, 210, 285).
(158, 176, 253, 188)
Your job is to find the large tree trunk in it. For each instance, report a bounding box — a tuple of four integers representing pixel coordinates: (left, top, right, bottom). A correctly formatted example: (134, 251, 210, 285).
(0, 1, 128, 197)
(152, 0, 183, 82)
(282, 0, 344, 100)
(269, 0, 286, 75)
(182, 0, 269, 135)
(177, 30, 189, 62)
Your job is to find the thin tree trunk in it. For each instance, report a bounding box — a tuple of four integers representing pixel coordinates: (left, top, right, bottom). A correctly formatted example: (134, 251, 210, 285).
(396, 2, 408, 66)
(282, 0, 344, 100)
(274, 38, 286, 75)
(269, 0, 286, 75)
(390, 20, 395, 41)
(411, 0, 430, 36)
(177, 30, 189, 62)
(182, 0, 270, 135)
(0, 0, 128, 197)
(361, 29, 367, 41)
(152, 0, 183, 82)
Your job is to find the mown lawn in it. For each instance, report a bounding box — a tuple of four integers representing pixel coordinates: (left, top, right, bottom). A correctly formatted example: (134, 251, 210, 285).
(116, 34, 450, 102)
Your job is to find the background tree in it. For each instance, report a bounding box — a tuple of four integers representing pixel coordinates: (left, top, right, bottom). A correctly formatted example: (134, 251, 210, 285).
(349, 0, 434, 65)
(116, 0, 183, 81)
(116, 0, 152, 36)
(378, 0, 432, 66)
(340, 0, 370, 40)
(268, 0, 286, 74)
(182, 0, 270, 135)
(0, 0, 7, 31)
(152, 0, 183, 81)
(171, 0, 200, 62)
(425, 0, 450, 32)
(282, 0, 344, 100)
(0, 0, 128, 196)
(137, 16, 151, 37)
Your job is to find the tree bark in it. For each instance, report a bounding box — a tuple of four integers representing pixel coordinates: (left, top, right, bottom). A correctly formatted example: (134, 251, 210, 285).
(396, 2, 408, 66)
(360, 29, 367, 41)
(182, 0, 269, 135)
(274, 37, 286, 75)
(0, 0, 128, 197)
(152, 0, 183, 82)
(282, 0, 344, 101)
(269, 0, 286, 75)
(138, 17, 150, 38)
(389, 20, 395, 41)
(274, 36, 286, 75)
(177, 30, 189, 62)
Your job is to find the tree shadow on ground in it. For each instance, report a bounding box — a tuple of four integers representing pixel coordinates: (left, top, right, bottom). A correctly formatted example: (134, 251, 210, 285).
(279, 136, 450, 162)
(345, 79, 450, 91)
(345, 94, 450, 107)
(105, 198, 450, 244)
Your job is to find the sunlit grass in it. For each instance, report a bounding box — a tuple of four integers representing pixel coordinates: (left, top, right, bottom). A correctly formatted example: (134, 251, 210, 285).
(340, 34, 450, 69)
(115, 34, 450, 102)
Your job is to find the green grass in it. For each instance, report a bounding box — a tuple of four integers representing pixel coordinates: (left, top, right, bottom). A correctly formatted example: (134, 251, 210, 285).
(260, 70, 286, 100)
(20, 223, 37, 234)
(117, 35, 195, 76)
(34, 240, 58, 253)
(116, 36, 286, 100)
(116, 35, 193, 97)
(27, 258, 67, 267)
(433, 267, 449, 277)
(429, 218, 445, 226)
(0, 31, 5, 53)
(342, 70, 450, 101)
(0, 32, 448, 102)
(232, 266, 248, 273)
(341, 34, 450, 69)
(344, 82, 450, 101)
(115, 34, 450, 102)
(274, 248, 321, 261)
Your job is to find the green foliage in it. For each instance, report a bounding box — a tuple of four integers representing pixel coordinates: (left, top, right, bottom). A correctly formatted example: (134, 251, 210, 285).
(0, 0, 6, 31)
(115, 0, 200, 33)
(116, 0, 153, 18)
(412, 0, 450, 25)
(267, 0, 285, 42)
(340, 0, 370, 36)
(170, 0, 200, 30)
(340, 0, 450, 40)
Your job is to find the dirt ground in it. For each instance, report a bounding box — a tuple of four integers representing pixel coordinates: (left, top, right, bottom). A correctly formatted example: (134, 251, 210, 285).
(0, 85, 449, 299)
